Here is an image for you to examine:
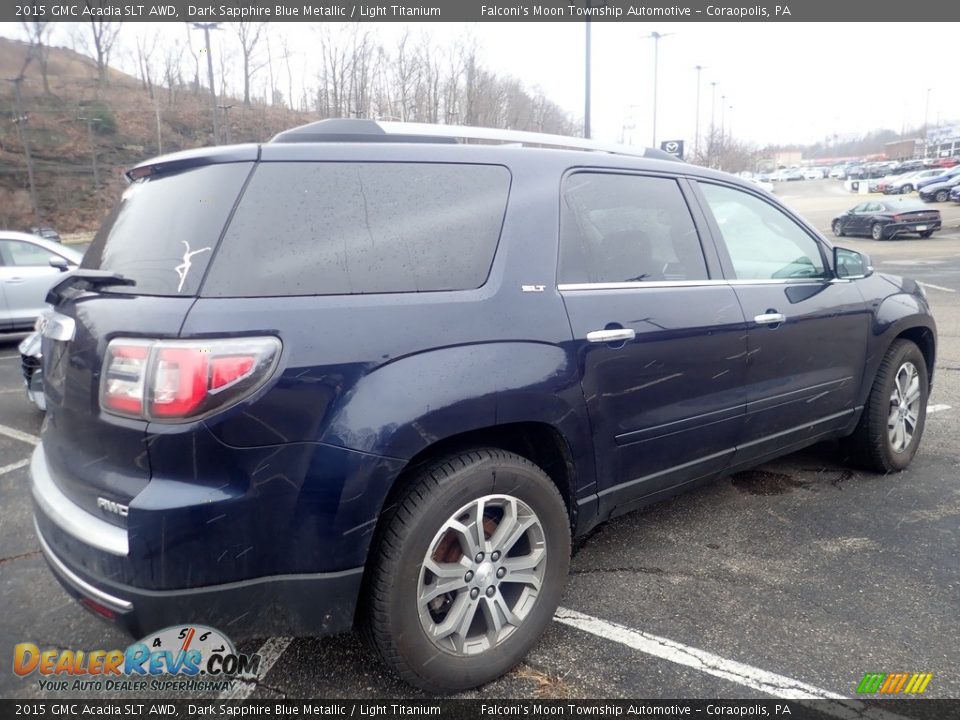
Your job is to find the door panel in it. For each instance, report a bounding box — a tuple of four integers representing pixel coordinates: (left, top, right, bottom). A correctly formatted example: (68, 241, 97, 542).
(563, 285, 748, 509)
(0, 239, 64, 327)
(558, 171, 747, 514)
(694, 181, 872, 463)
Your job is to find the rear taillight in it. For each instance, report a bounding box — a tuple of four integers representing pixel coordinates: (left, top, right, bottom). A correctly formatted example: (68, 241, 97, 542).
(100, 337, 281, 422)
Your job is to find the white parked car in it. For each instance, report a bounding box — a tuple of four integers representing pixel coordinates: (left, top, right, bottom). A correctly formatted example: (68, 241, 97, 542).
(803, 167, 826, 180)
(885, 169, 945, 194)
(0, 231, 83, 333)
(748, 176, 775, 193)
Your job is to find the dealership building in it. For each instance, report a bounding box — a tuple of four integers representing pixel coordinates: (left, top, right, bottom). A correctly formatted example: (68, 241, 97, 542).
(924, 123, 960, 161)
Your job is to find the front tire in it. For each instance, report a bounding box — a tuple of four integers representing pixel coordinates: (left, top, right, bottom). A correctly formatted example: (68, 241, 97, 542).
(843, 339, 928, 473)
(363, 448, 571, 692)
(832, 220, 845, 237)
(935, 190, 949, 203)
(900, 184, 912, 194)
(871, 222, 886, 241)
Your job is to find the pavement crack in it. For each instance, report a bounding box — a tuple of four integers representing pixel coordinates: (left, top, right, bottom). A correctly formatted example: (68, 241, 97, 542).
(0, 549, 41, 565)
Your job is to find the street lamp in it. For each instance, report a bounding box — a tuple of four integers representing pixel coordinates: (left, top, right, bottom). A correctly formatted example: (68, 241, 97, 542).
(694, 65, 706, 160)
(644, 31, 675, 147)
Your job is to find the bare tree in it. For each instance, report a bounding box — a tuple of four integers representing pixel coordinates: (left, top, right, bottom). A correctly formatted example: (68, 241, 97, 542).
(233, 22, 266, 106)
(135, 28, 159, 98)
(21, 21, 52, 94)
(82, 12, 122, 87)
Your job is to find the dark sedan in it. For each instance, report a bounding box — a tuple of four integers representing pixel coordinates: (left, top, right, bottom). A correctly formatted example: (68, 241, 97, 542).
(832, 199, 941, 240)
(919, 173, 960, 202)
(951, 185, 960, 203)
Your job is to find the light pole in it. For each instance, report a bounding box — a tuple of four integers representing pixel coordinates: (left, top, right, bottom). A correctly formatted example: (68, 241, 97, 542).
(720, 94, 727, 140)
(709, 81, 717, 167)
(584, 20, 591, 139)
(694, 65, 706, 160)
(923, 87, 932, 159)
(191, 22, 221, 144)
(645, 31, 675, 147)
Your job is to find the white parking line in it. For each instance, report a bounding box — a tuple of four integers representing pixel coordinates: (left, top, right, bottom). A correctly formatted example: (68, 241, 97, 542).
(554, 607, 911, 720)
(0, 458, 30, 476)
(0, 423, 40, 445)
(218, 636, 292, 700)
(917, 281, 956, 293)
(928, 404, 952, 414)
(0, 355, 20, 361)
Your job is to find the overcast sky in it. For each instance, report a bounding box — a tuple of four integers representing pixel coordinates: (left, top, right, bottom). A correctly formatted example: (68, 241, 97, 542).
(2, 21, 957, 149)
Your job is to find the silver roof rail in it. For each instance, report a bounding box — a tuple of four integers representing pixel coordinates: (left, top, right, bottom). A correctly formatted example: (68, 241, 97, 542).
(378, 121, 674, 160)
(270, 118, 679, 161)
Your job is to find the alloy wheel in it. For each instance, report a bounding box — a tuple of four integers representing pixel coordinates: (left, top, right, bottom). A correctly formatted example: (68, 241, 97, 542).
(888, 361, 922, 454)
(417, 494, 546, 656)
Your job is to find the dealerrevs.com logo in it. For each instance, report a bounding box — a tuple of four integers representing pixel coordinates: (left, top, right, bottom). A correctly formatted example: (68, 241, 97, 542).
(13, 625, 260, 693)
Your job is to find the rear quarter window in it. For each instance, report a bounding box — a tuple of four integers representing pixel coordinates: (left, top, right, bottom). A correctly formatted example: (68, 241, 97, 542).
(82, 163, 253, 296)
(201, 162, 511, 297)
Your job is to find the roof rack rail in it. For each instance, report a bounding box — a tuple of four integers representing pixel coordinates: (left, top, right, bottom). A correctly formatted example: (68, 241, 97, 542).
(269, 118, 680, 162)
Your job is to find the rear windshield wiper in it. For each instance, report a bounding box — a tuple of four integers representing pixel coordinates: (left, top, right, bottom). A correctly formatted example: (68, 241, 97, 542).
(46, 270, 136, 305)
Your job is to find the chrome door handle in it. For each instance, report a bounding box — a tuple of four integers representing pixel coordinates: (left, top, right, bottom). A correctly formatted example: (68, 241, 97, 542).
(754, 312, 786, 325)
(586, 328, 636, 343)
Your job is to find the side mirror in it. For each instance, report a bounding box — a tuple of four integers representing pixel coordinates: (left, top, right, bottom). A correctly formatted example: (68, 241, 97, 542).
(49, 256, 70, 272)
(834, 247, 872, 280)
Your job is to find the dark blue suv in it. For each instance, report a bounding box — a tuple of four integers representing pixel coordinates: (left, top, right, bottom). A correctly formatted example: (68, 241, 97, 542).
(32, 119, 936, 692)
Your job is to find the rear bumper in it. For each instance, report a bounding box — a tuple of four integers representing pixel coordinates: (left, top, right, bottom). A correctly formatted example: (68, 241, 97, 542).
(885, 221, 941, 237)
(36, 517, 363, 638)
(31, 442, 367, 639)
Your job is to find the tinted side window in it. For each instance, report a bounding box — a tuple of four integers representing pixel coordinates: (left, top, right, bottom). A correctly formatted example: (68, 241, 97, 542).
(559, 173, 708, 285)
(699, 183, 827, 281)
(82, 163, 253, 296)
(202, 162, 510, 297)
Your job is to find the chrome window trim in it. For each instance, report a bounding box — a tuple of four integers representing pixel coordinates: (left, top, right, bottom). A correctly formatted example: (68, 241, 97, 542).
(34, 519, 133, 613)
(30, 444, 129, 557)
(558, 278, 835, 291)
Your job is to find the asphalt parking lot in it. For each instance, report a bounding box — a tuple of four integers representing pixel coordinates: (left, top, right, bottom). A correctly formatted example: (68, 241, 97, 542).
(1, 180, 958, 706)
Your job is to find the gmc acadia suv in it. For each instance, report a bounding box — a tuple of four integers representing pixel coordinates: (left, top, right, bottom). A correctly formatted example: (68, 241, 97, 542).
(31, 119, 936, 691)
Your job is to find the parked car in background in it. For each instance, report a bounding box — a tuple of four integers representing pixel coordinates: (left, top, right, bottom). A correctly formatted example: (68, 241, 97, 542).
(748, 176, 775, 193)
(916, 165, 960, 191)
(18, 330, 44, 410)
(932, 156, 960, 168)
(832, 199, 942, 240)
(829, 165, 848, 179)
(918, 173, 960, 202)
(28, 119, 938, 693)
(773, 168, 804, 181)
(0, 231, 82, 332)
(892, 160, 924, 174)
(803, 167, 826, 180)
(884, 169, 945, 194)
(29, 227, 61, 243)
(950, 185, 960, 203)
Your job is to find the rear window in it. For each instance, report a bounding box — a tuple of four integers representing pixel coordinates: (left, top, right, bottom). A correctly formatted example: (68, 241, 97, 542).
(82, 163, 253, 296)
(201, 162, 511, 297)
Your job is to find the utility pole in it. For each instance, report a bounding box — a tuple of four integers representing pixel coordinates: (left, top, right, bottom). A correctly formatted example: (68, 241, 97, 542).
(923, 87, 932, 160)
(218, 104, 234, 144)
(584, 20, 591, 139)
(694, 65, 706, 160)
(7, 76, 39, 221)
(192, 23, 221, 144)
(720, 94, 727, 140)
(645, 31, 675, 147)
(77, 116, 102, 193)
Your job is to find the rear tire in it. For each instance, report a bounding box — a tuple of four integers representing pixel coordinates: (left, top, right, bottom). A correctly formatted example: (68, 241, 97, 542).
(919, 230, 934, 238)
(842, 339, 928, 473)
(871, 222, 886, 241)
(900, 185, 912, 194)
(362, 448, 570, 692)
